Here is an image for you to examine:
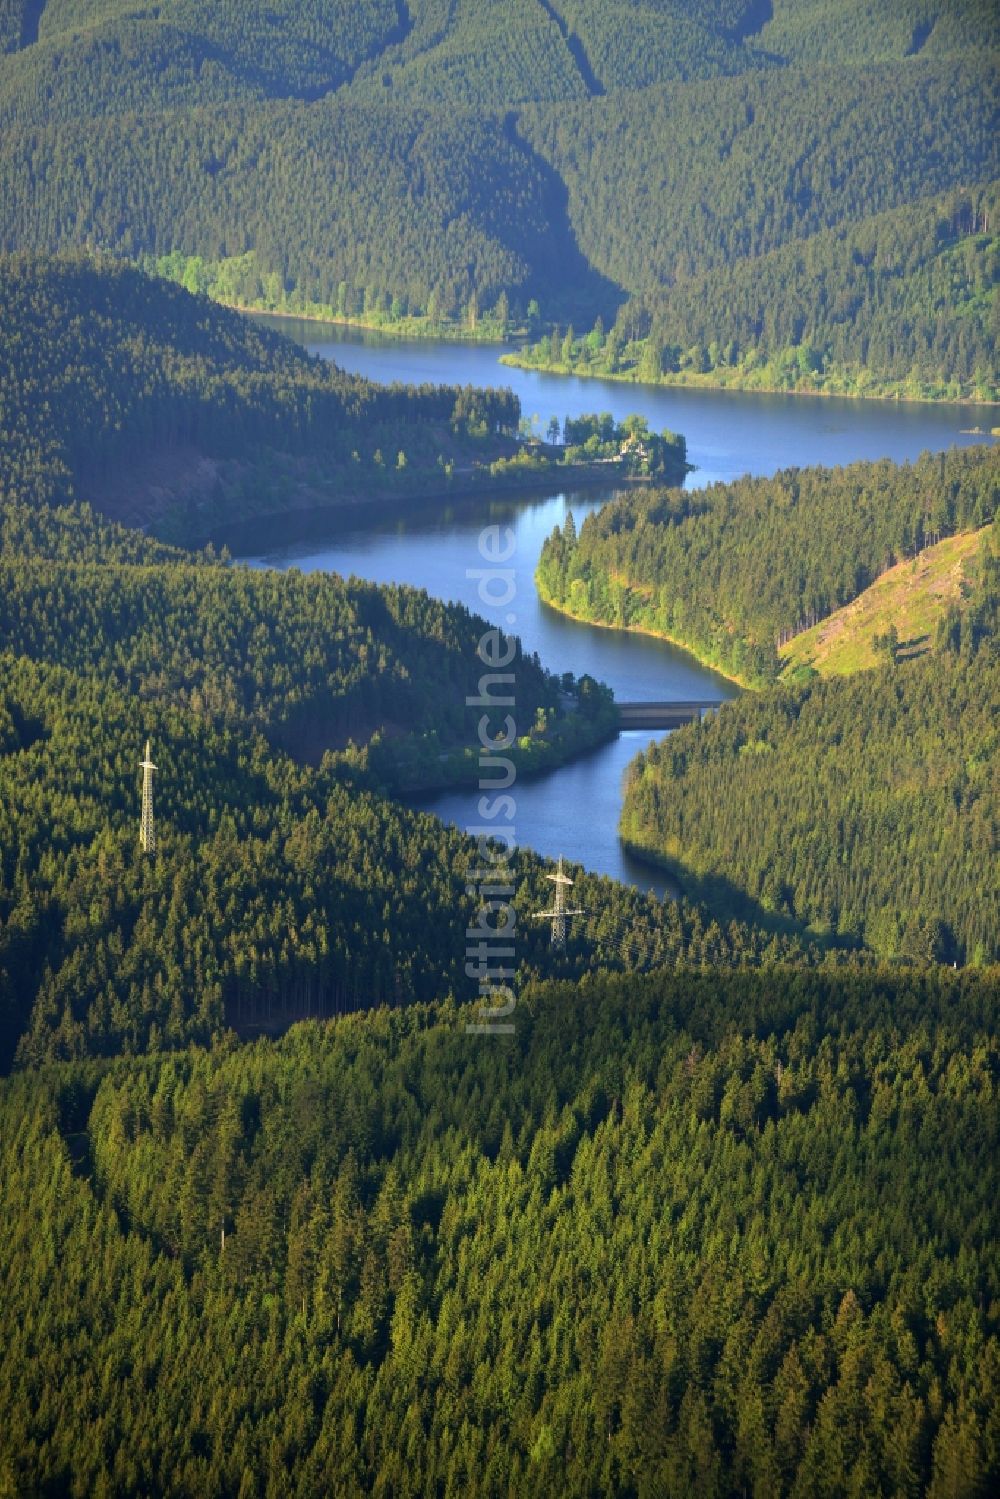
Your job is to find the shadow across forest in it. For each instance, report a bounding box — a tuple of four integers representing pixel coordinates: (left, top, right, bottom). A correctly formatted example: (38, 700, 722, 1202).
(18, 1, 45, 49)
(729, 0, 774, 44)
(622, 840, 861, 954)
(504, 112, 624, 327)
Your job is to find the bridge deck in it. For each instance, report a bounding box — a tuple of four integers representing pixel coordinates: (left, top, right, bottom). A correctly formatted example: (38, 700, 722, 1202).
(616, 700, 721, 729)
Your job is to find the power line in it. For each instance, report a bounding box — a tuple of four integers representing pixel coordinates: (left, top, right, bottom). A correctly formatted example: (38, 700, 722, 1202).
(533, 856, 584, 949)
(139, 739, 157, 856)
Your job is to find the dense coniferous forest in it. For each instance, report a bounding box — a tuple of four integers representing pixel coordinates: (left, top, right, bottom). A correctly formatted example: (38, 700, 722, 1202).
(508, 182, 1000, 401)
(0, 253, 522, 538)
(0, 96, 615, 322)
(537, 446, 999, 684)
(2, 7, 999, 1492)
(622, 645, 999, 965)
(0, 1, 995, 392)
(1, 966, 998, 1493)
(750, 0, 998, 62)
(518, 61, 998, 295)
(0, 617, 815, 1070)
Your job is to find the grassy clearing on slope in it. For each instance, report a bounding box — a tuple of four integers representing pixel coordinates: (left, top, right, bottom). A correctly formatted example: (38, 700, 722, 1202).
(780, 526, 991, 676)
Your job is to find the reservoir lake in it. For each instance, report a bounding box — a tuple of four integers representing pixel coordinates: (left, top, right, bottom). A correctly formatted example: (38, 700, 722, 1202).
(240, 323, 994, 894)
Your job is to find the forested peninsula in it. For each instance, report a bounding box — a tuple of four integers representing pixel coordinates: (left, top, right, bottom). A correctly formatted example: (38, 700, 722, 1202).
(541, 458, 999, 961)
(0, 253, 520, 543)
(0, 254, 685, 547)
(537, 447, 999, 686)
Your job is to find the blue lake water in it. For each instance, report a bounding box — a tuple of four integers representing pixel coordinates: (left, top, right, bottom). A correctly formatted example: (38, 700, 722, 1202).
(240, 322, 995, 891)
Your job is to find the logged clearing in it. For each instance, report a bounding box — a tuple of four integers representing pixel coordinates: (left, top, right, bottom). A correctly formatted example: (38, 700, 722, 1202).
(780, 526, 990, 677)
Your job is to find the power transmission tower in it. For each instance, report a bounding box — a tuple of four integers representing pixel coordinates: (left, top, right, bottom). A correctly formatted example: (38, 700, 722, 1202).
(139, 739, 157, 855)
(533, 856, 584, 949)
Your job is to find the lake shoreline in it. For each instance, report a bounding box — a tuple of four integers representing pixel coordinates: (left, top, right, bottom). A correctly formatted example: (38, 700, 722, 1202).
(536, 587, 753, 692)
(214, 465, 659, 553)
(500, 353, 1000, 411)
(248, 324, 988, 888)
(228, 301, 512, 346)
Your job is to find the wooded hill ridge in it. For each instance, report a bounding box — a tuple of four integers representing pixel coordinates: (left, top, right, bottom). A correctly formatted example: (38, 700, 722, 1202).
(621, 635, 999, 965)
(0, 253, 522, 540)
(537, 445, 999, 685)
(2, 964, 998, 1493)
(538, 448, 999, 960)
(0, 2, 996, 394)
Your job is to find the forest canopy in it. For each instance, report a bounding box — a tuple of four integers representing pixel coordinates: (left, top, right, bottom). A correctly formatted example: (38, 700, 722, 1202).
(0, 3, 995, 391)
(536, 445, 999, 684)
(1, 10, 999, 1492)
(1, 963, 998, 1493)
(0, 252, 522, 538)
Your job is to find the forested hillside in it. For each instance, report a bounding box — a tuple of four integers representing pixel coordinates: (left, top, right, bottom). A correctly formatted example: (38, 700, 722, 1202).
(755, 0, 998, 62)
(0, 639, 819, 1071)
(622, 648, 998, 963)
(519, 60, 998, 295)
(0, 489, 618, 784)
(0, 253, 521, 538)
(0, 1, 995, 392)
(537, 446, 999, 684)
(2, 964, 998, 1492)
(0, 0, 405, 94)
(508, 182, 1000, 401)
(619, 534, 999, 962)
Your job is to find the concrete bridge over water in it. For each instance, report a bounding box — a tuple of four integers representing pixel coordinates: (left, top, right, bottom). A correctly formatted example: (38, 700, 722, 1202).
(616, 700, 722, 730)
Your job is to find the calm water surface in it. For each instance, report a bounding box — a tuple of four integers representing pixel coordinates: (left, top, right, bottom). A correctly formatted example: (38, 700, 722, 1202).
(270, 319, 993, 488)
(240, 322, 994, 890)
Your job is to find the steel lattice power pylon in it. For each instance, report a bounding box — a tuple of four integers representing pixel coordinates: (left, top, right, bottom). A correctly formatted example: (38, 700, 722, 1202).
(139, 739, 157, 855)
(533, 856, 584, 949)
